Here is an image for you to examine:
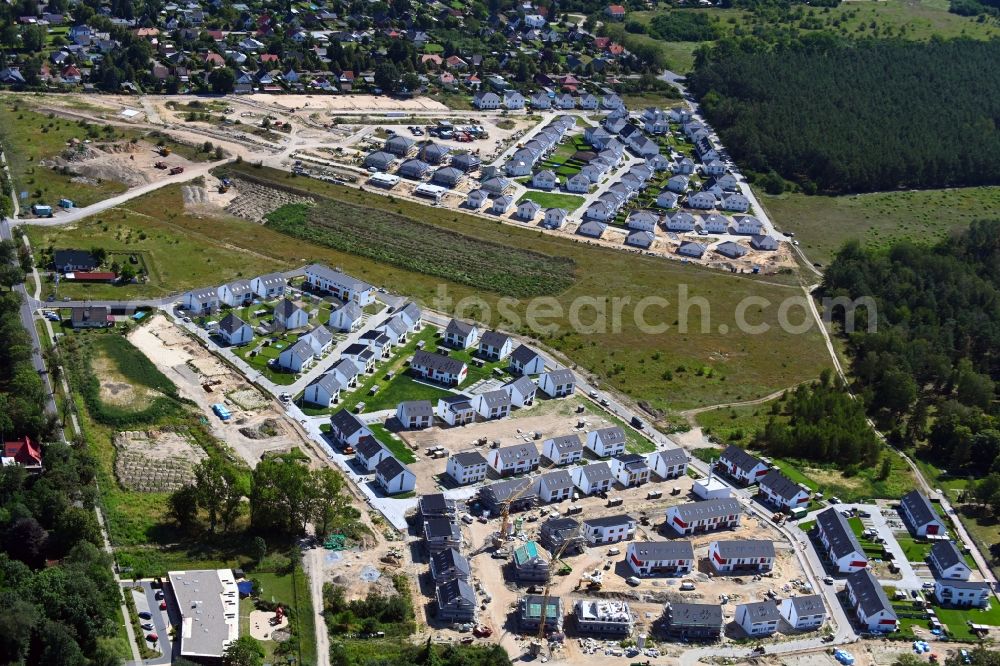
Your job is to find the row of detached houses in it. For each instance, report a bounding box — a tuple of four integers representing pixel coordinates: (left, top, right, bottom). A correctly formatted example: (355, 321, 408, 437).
(473, 90, 624, 112)
(503, 115, 576, 178)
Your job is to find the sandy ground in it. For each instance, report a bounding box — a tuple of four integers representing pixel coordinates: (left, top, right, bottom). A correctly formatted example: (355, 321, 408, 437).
(128, 315, 316, 467)
(246, 94, 450, 113)
(249, 610, 289, 640)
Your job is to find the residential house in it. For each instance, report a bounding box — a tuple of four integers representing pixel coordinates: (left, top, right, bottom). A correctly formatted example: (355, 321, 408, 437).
(466, 190, 488, 212)
(430, 548, 471, 583)
(184, 287, 219, 313)
(672, 158, 696, 175)
(517, 199, 542, 221)
(53, 249, 96, 272)
(451, 153, 481, 173)
(647, 448, 688, 480)
(2, 436, 42, 471)
(342, 343, 376, 373)
(437, 394, 477, 427)
(582, 514, 636, 545)
(700, 214, 729, 235)
(216, 279, 253, 307)
(250, 273, 286, 299)
(845, 569, 897, 632)
(479, 331, 513, 360)
(480, 477, 537, 515)
(667, 175, 690, 194)
(329, 359, 361, 388)
(492, 195, 514, 214)
(759, 470, 810, 511)
(666, 499, 742, 536)
(444, 319, 479, 349)
(566, 173, 591, 194)
(538, 369, 574, 398)
(736, 601, 782, 637)
(542, 433, 583, 465)
(504, 376, 537, 408)
(397, 158, 431, 180)
(512, 541, 550, 581)
(540, 517, 585, 554)
(572, 462, 615, 496)
(779, 595, 826, 631)
(488, 442, 538, 476)
(611, 454, 651, 488)
(410, 350, 468, 386)
(531, 92, 552, 109)
(70, 306, 111, 329)
(688, 191, 718, 210)
(536, 469, 576, 504)
(481, 176, 513, 195)
(900, 490, 946, 537)
(718, 445, 770, 485)
(278, 326, 333, 372)
(376, 457, 416, 495)
(708, 540, 775, 573)
(302, 373, 342, 408)
(733, 215, 764, 235)
(656, 191, 680, 210)
(329, 301, 362, 332)
(508, 345, 544, 376)
(304, 264, 375, 305)
(532, 170, 558, 190)
(473, 389, 512, 420)
(751, 235, 780, 251)
(446, 450, 489, 485)
(586, 427, 626, 458)
(579, 94, 598, 110)
(503, 90, 525, 109)
(217, 313, 252, 346)
(329, 410, 373, 448)
(436, 579, 476, 622)
(715, 241, 748, 260)
(928, 541, 972, 581)
(664, 603, 724, 641)
(473, 91, 501, 109)
(540, 207, 567, 230)
(364, 151, 396, 172)
(577, 220, 608, 238)
(625, 230, 655, 250)
(666, 211, 697, 232)
(933, 580, 990, 609)
(420, 142, 451, 165)
(815, 508, 868, 573)
(384, 135, 415, 157)
(721, 193, 750, 213)
(627, 210, 659, 232)
(575, 599, 633, 635)
(677, 241, 707, 259)
(519, 595, 563, 633)
(396, 400, 434, 429)
(273, 299, 309, 330)
(626, 541, 695, 577)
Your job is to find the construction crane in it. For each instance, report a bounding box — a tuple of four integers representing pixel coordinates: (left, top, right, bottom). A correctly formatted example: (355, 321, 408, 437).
(532, 525, 583, 655)
(492, 480, 535, 549)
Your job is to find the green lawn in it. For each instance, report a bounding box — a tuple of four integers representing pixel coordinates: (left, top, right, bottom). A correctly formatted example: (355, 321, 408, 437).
(25, 185, 289, 300)
(242, 566, 317, 666)
(368, 422, 416, 464)
(895, 536, 933, 563)
(934, 603, 1000, 642)
(364, 373, 453, 412)
(517, 191, 586, 211)
(769, 457, 820, 492)
(760, 186, 1000, 266)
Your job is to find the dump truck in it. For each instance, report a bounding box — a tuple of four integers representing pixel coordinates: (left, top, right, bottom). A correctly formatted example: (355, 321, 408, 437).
(169, 166, 184, 175)
(154, 161, 167, 169)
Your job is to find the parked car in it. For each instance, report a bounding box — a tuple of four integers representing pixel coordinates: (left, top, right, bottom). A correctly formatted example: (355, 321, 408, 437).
(141, 622, 154, 631)
(138, 611, 152, 620)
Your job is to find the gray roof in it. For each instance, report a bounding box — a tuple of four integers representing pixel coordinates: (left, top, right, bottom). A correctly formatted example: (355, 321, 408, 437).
(720, 445, 766, 474)
(538, 469, 574, 492)
(420, 142, 450, 161)
(451, 450, 488, 467)
(419, 493, 457, 516)
(334, 301, 362, 321)
(308, 372, 342, 396)
(546, 434, 582, 454)
(584, 514, 634, 529)
(577, 220, 607, 238)
(715, 241, 747, 259)
(816, 508, 864, 560)
(673, 498, 742, 522)
(751, 234, 779, 250)
(739, 601, 782, 624)
(543, 368, 574, 385)
(650, 448, 688, 468)
(930, 541, 966, 571)
(614, 453, 649, 472)
(412, 350, 467, 375)
(482, 477, 536, 504)
(592, 426, 626, 447)
(445, 318, 476, 337)
(331, 358, 360, 380)
(274, 298, 302, 320)
(384, 134, 414, 154)
(364, 150, 395, 168)
(936, 580, 989, 591)
(480, 330, 510, 349)
(760, 469, 807, 501)
(677, 241, 706, 257)
(436, 578, 475, 608)
(451, 152, 481, 170)
(331, 409, 367, 437)
(478, 388, 511, 408)
(356, 437, 386, 459)
(425, 517, 461, 540)
(303, 325, 334, 350)
(495, 442, 537, 464)
(630, 540, 694, 561)
(787, 594, 825, 616)
(376, 456, 409, 481)
(625, 230, 655, 249)
(432, 166, 464, 184)
(430, 548, 471, 581)
(305, 264, 373, 293)
(578, 462, 614, 483)
(714, 540, 775, 560)
(283, 338, 315, 364)
(254, 272, 285, 288)
(399, 400, 434, 419)
(901, 490, 939, 528)
(504, 375, 536, 397)
(846, 569, 895, 619)
(667, 603, 724, 629)
(440, 394, 475, 412)
(222, 278, 253, 295)
(398, 158, 431, 177)
(218, 312, 248, 335)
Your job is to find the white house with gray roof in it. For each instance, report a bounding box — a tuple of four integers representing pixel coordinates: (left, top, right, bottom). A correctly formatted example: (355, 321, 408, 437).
(928, 541, 971, 580)
(251, 273, 286, 299)
(504, 375, 537, 408)
(535, 469, 575, 503)
(183, 286, 219, 314)
(586, 427, 626, 458)
(845, 569, 897, 632)
(479, 331, 513, 360)
(329, 301, 362, 332)
(532, 170, 558, 190)
(611, 453, 651, 488)
(900, 490, 945, 537)
(444, 319, 479, 349)
(582, 514, 636, 545)
(329, 358, 361, 388)
(411, 350, 468, 386)
(304, 264, 375, 305)
(666, 499, 742, 536)
(934, 579, 990, 608)
(355, 437, 390, 472)
(430, 548, 471, 582)
(815, 508, 867, 573)
(217, 313, 252, 346)
(488, 442, 539, 476)
(780, 594, 826, 631)
(217, 278, 254, 307)
(509, 344, 544, 375)
(647, 448, 688, 480)
(446, 450, 489, 485)
(542, 434, 583, 466)
(571, 462, 614, 496)
(626, 541, 695, 576)
(719, 445, 770, 485)
(708, 540, 775, 573)
(303, 372, 342, 408)
(736, 601, 782, 637)
(396, 400, 434, 429)
(437, 394, 476, 426)
(273, 298, 309, 330)
(330, 409, 373, 447)
(474, 389, 512, 420)
(759, 469, 810, 511)
(376, 456, 415, 495)
(544, 207, 568, 229)
(538, 369, 575, 398)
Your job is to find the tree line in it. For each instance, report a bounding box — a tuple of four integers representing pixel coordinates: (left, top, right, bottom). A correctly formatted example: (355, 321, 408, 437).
(822, 220, 1000, 517)
(688, 36, 1000, 193)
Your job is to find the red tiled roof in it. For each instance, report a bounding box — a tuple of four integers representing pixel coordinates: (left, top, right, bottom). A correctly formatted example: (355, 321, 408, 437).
(4, 437, 41, 467)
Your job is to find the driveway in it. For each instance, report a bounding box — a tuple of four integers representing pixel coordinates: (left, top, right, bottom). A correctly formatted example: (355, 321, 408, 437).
(124, 580, 177, 665)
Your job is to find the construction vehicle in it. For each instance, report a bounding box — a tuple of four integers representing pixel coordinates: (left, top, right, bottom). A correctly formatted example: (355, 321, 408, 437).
(154, 161, 167, 169)
(159, 146, 171, 156)
(169, 166, 184, 175)
(219, 177, 231, 193)
(491, 481, 534, 549)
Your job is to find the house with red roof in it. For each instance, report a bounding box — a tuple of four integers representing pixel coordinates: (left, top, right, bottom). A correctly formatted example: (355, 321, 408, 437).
(605, 4, 626, 20)
(60, 65, 82, 83)
(204, 52, 225, 67)
(593, 36, 610, 50)
(3, 437, 42, 472)
(260, 53, 279, 64)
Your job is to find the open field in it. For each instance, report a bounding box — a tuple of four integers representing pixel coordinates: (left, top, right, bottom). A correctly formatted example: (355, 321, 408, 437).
(517, 191, 586, 211)
(240, 566, 317, 666)
(760, 187, 1000, 265)
(24, 184, 290, 299)
(213, 164, 830, 416)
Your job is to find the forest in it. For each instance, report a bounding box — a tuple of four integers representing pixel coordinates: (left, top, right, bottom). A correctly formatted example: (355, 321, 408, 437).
(822, 220, 1000, 515)
(688, 37, 1000, 193)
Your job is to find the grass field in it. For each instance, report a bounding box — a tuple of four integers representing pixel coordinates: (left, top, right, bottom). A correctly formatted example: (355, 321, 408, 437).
(0, 104, 130, 207)
(217, 164, 830, 417)
(760, 186, 1000, 265)
(24, 185, 289, 299)
(241, 566, 317, 666)
(517, 191, 586, 211)
(365, 373, 453, 412)
(368, 422, 416, 464)
(935, 603, 1000, 642)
